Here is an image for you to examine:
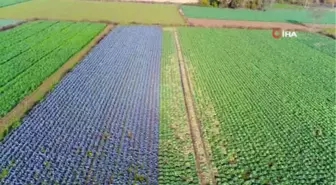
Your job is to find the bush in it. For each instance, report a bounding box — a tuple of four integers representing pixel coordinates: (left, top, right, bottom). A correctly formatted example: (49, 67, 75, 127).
(210, 0, 219, 6)
(200, 0, 210, 6)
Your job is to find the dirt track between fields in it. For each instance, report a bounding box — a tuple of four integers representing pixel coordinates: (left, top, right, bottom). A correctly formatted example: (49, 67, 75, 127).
(187, 18, 336, 31)
(173, 28, 216, 185)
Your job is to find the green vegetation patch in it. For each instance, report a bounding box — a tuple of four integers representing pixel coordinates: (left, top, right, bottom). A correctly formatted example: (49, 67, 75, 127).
(181, 5, 336, 24)
(0, 21, 105, 134)
(0, 0, 185, 25)
(159, 30, 199, 184)
(178, 27, 335, 184)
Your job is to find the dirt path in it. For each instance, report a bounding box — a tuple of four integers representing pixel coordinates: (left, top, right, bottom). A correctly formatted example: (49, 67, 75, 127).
(187, 18, 335, 31)
(0, 24, 114, 136)
(173, 28, 216, 185)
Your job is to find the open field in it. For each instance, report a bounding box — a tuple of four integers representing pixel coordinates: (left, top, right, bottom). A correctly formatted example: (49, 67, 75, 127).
(181, 5, 336, 24)
(0, 0, 185, 25)
(0, 0, 30, 8)
(0, 21, 105, 117)
(178, 27, 335, 184)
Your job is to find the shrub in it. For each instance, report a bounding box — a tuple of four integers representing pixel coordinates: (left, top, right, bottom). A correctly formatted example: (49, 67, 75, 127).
(200, 0, 210, 6)
(210, 0, 219, 6)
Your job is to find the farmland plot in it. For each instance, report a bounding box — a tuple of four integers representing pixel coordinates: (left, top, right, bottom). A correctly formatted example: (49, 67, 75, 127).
(0, 0, 185, 25)
(178, 27, 335, 184)
(0, 26, 161, 184)
(0, 21, 105, 117)
(159, 30, 199, 184)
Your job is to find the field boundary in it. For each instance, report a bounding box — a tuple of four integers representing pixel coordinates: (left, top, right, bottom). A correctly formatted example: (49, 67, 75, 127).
(173, 28, 216, 185)
(21, 17, 186, 26)
(0, 24, 114, 141)
(0, 20, 27, 31)
(187, 18, 336, 31)
(11, 17, 333, 34)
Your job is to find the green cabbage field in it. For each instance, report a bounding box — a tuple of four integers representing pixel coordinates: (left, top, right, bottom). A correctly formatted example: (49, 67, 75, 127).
(0, 21, 105, 116)
(178, 27, 335, 184)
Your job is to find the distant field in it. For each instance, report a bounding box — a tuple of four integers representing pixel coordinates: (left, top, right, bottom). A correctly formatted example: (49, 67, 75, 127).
(0, 0, 185, 25)
(0, 0, 30, 8)
(181, 5, 336, 24)
(178, 27, 335, 184)
(0, 21, 105, 118)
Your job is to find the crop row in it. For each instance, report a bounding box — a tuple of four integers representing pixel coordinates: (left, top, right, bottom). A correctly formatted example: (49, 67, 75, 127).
(0, 21, 54, 48)
(159, 30, 199, 184)
(0, 21, 106, 116)
(0, 26, 162, 184)
(0, 21, 61, 65)
(178, 27, 335, 184)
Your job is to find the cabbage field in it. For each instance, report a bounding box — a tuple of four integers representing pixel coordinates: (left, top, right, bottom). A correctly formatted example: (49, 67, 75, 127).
(177, 27, 335, 184)
(0, 21, 105, 117)
(0, 25, 162, 184)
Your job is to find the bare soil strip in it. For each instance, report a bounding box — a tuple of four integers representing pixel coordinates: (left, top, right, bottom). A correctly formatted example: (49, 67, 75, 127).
(187, 18, 335, 31)
(0, 24, 114, 135)
(173, 29, 216, 185)
(0, 20, 27, 31)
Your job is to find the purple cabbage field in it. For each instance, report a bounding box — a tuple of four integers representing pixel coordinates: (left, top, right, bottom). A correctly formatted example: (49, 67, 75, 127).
(0, 25, 161, 184)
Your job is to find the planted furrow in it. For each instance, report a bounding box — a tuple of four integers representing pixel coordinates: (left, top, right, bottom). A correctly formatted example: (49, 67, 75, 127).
(0, 21, 56, 50)
(0, 21, 72, 65)
(0, 22, 90, 87)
